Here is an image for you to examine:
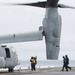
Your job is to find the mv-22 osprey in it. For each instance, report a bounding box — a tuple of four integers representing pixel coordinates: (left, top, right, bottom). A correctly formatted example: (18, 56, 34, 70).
(0, 0, 75, 72)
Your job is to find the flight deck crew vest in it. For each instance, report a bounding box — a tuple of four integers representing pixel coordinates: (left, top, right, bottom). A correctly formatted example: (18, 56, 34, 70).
(30, 58, 35, 64)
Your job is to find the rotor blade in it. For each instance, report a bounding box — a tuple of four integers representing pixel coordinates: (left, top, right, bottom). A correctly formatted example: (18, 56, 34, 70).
(58, 4, 75, 9)
(15, 1, 46, 8)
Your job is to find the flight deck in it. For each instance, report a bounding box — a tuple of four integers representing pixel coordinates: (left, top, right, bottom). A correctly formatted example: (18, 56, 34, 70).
(0, 67, 75, 75)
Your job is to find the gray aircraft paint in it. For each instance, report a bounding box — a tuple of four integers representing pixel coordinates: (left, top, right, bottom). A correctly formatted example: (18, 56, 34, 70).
(0, 31, 43, 43)
(0, 0, 75, 60)
(0, 8, 61, 59)
(43, 8, 61, 59)
(0, 45, 18, 69)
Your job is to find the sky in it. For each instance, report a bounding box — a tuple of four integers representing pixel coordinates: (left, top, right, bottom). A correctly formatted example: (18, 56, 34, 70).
(0, 0, 75, 60)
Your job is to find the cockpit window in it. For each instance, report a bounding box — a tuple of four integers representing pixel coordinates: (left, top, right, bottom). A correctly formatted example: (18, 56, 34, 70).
(5, 48, 10, 58)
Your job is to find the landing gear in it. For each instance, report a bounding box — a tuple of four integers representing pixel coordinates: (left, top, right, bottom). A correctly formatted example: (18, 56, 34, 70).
(8, 68, 14, 72)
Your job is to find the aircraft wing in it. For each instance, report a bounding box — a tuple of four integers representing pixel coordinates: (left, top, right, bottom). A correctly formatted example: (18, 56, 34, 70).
(0, 30, 43, 44)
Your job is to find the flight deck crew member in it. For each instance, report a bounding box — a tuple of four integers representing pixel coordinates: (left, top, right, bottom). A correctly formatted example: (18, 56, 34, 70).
(30, 57, 36, 71)
(61, 55, 71, 71)
(61, 56, 65, 71)
(61, 55, 68, 71)
(65, 55, 71, 71)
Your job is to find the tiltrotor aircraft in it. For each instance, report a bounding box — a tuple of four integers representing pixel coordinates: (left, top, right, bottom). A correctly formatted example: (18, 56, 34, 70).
(0, 0, 75, 72)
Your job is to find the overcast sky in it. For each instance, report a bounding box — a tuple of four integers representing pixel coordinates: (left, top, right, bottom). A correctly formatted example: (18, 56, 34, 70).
(0, 0, 75, 60)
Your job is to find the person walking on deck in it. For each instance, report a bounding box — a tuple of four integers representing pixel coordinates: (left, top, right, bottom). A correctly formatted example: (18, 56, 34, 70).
(65, 55, 71, 71)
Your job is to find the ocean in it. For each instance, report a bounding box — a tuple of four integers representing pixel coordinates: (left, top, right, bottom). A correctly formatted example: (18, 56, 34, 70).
(15, 60, 75, 69)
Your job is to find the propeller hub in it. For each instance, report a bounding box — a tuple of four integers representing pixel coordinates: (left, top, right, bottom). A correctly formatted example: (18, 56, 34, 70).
(46, 0, 59, 7)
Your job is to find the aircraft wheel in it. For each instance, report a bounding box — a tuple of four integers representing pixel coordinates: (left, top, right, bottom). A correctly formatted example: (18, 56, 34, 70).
(8, 68, 14, 72)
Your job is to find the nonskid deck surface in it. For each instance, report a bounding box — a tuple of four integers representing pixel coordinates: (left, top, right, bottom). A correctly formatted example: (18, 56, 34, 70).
(0, 67, 75, 75)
